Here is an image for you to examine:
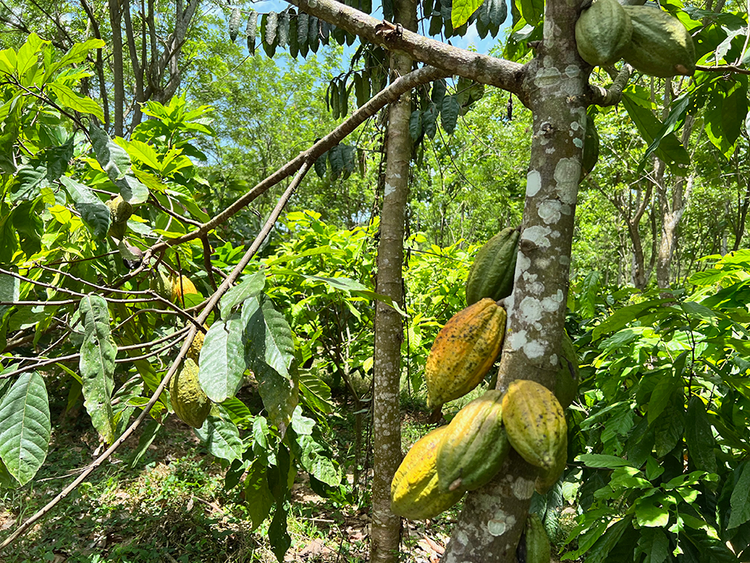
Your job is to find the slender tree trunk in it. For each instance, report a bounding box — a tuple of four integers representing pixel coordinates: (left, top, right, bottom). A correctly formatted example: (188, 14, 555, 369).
(370, 1, 417, 561)
(443, 0, 587, 559)
(108, 0, 124, 136)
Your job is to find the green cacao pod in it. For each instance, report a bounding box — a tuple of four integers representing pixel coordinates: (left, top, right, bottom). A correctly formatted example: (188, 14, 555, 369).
(170, 358, 211, 429)
(581, 113, 599, 179)
(391, 426, 464, 520)
(187, 327, 207, 365)
(426, 298, 507, 408)
(525, 513, 552, 563)
(465, 227, 520, 305)
(149, 268, 172, 301)
(501, 379, 567, 470)
(106, 195, 132, 240)
(554, 331, 579, 409)
(436, 390, 510, 493)
(621, 6, 696, 77)
(575, 0, 633, 66)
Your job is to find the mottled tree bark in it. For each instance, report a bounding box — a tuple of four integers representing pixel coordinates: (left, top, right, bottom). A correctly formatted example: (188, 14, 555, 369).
(443, 0, 589, 559)
(108, 0, 124, 136)
(370, 1, 417, 561)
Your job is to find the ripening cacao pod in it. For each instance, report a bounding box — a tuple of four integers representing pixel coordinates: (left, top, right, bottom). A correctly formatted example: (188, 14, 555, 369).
(535, 429, 567, 494)
(436, 390, 510, 493)
(106, 195, 132, 240)
(621, 6, 696, 77)
(187, 326, 208, 365)
(465, 227, 520, 305)
(170, 358, 211, 429)
(391, 426, 464, 520)
(525, 513, 552, 563)
(426, 298, 507, 408)
(502, 379, 567, 470)
(171, 274, 199, 303)
(554, 331, 579, 409)
(575, 0, 633, 66)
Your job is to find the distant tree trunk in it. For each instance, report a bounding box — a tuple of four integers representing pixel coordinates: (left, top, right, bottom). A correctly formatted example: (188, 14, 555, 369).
(108, 0, 124, 136)
(655, 117, 695, 288)
(369, 0, 417, 561)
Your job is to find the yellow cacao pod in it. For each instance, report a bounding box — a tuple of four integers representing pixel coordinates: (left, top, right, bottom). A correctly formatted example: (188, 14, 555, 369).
(436, 390, 510, 493)
(391, 426, 464, 520)
(171, 274, 199, 303)
(501, 380, 567, 470)
(170, 358, 211, 429)
(426, 298, 507, 408)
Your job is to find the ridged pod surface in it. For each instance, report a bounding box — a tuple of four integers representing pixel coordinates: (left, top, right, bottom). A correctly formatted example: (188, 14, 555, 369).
(426, 299, 507, 408)
(170, 358, 211, 429)
(575, 0, 633, 66)
(436, 390, 510, 493)
(502, 379, 567, 470)
(465, 227, 520, 305)
(106, 195, 133, 239)
(621, 6, 696, 77)
(391, 427, 464, 520)
(171, 275, 199, 303)
(525, 513, 552, 563)
(535, 430, 568, 494)
(187, 326, 208, 365)
(554, 331, 579, 409)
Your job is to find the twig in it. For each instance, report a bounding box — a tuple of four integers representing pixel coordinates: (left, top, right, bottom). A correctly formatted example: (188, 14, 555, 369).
(0, 162, 312, 551)
(695, 63, 750, 75)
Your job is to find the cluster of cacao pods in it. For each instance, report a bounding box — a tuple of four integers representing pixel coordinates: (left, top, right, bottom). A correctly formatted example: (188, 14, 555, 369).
(390, 227, 577, 521)
(149, 268, 201, 304)
(575, 0, 696, 78)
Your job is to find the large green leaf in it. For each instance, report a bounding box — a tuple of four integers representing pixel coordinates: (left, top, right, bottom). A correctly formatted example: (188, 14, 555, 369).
(78, 294, 116, 443)
(89, 123, 149, 204)
(0, 372, 50, 486)
(685, 396, 717, 473)
(728, 462, 750, 529)
(59, 176, 110, 240)
(220, 271, 265, 319)
(244, 460, 275, 530)
(198, 313, 247, 402)
(255, 362, 298, 434)
(244, 297, 295, 379)
(621, 92, 690, 173)
(194, 414, 243, 462)
(46, 83, 104, 122)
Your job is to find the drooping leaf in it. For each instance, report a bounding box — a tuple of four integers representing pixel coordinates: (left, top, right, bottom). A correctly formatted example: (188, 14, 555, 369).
(423, 104, 438, 139)
(46, 83, 104, 121)
(268, 501, 291, 562)
(247, 11, 258, 54)
(78, 294, 116, 443)
(194, 414, 243, 462)
(410, 109, 423, 140)
(441, 94, 460, 134)
(244, 297, 295, 379)
(0, 372, 50, 486)
(256, 362, 298, 434)
(728, 462, 750, 529)
(59, 176, 110, 240)
(89, 122, 130, 183)
(244, 460, 275, 529)
(328, 144, 344, 178)
(685, 396, 717, 474)
(229, 7, 242, 41)
(198, 314, 247, 403)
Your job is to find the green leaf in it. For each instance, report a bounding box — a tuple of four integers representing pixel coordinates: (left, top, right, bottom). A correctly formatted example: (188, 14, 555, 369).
(635, 528, 670, 563)
(592, 299, 667, 340)
(244, 460, 275, 530)
(255, 362, 298, 434)
(634, 494, 671, 528)
(641, 93, 691, 165)
(621, 92, 690, 173)
(441, 95, 460, 134)
(328, 144, 344, 178)
(78, 294, 116, 443)
(46, 83, 104, 122)
(220, 271, 266, 319)
(685, 396, 717, 474)
(268, 501, 291, 562)
(89, 122, 130, 183)
(409, 110, 422, 140)
(194, 414, 243, 462)
(128, 420, 160, 468)
(452, 0, 484, 27)
(652, 393, 684, 458)
(11, 161, 47, 202)
(244, 297, 295, 379)
(728, 462, 750, 529)
(299, 371, 334, 414)
(0, 372, 50, 486)
(115, 174, 149, 205)
(198, 314, 247, 403)
(576, 454, 635, 469)
(647, 375, 680, 425)
(423, 104, 438, 139)
(519, 0, 543, 25)
(584, 516, 633, 563)
(59, 176, 111, 240)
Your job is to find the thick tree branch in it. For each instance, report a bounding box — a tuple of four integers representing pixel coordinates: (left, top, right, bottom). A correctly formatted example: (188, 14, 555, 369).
(586, 64, 633, 106)
(285, 0, 527, 103)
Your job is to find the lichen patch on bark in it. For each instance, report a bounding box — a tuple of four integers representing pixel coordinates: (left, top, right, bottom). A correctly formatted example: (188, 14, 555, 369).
(511, 477, 535, 500)
(523, 225, 552, 248)
(526, 170, 542, 197)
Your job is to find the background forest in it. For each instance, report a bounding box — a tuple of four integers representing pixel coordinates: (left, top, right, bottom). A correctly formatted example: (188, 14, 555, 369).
(1, 0, 750, 561)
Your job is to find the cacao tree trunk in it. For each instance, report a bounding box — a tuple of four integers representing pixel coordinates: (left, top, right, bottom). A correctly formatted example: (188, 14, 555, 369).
(443, 0, 588, 560)
(108, 0, 124, 136)
(369, 1, 417, 561)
